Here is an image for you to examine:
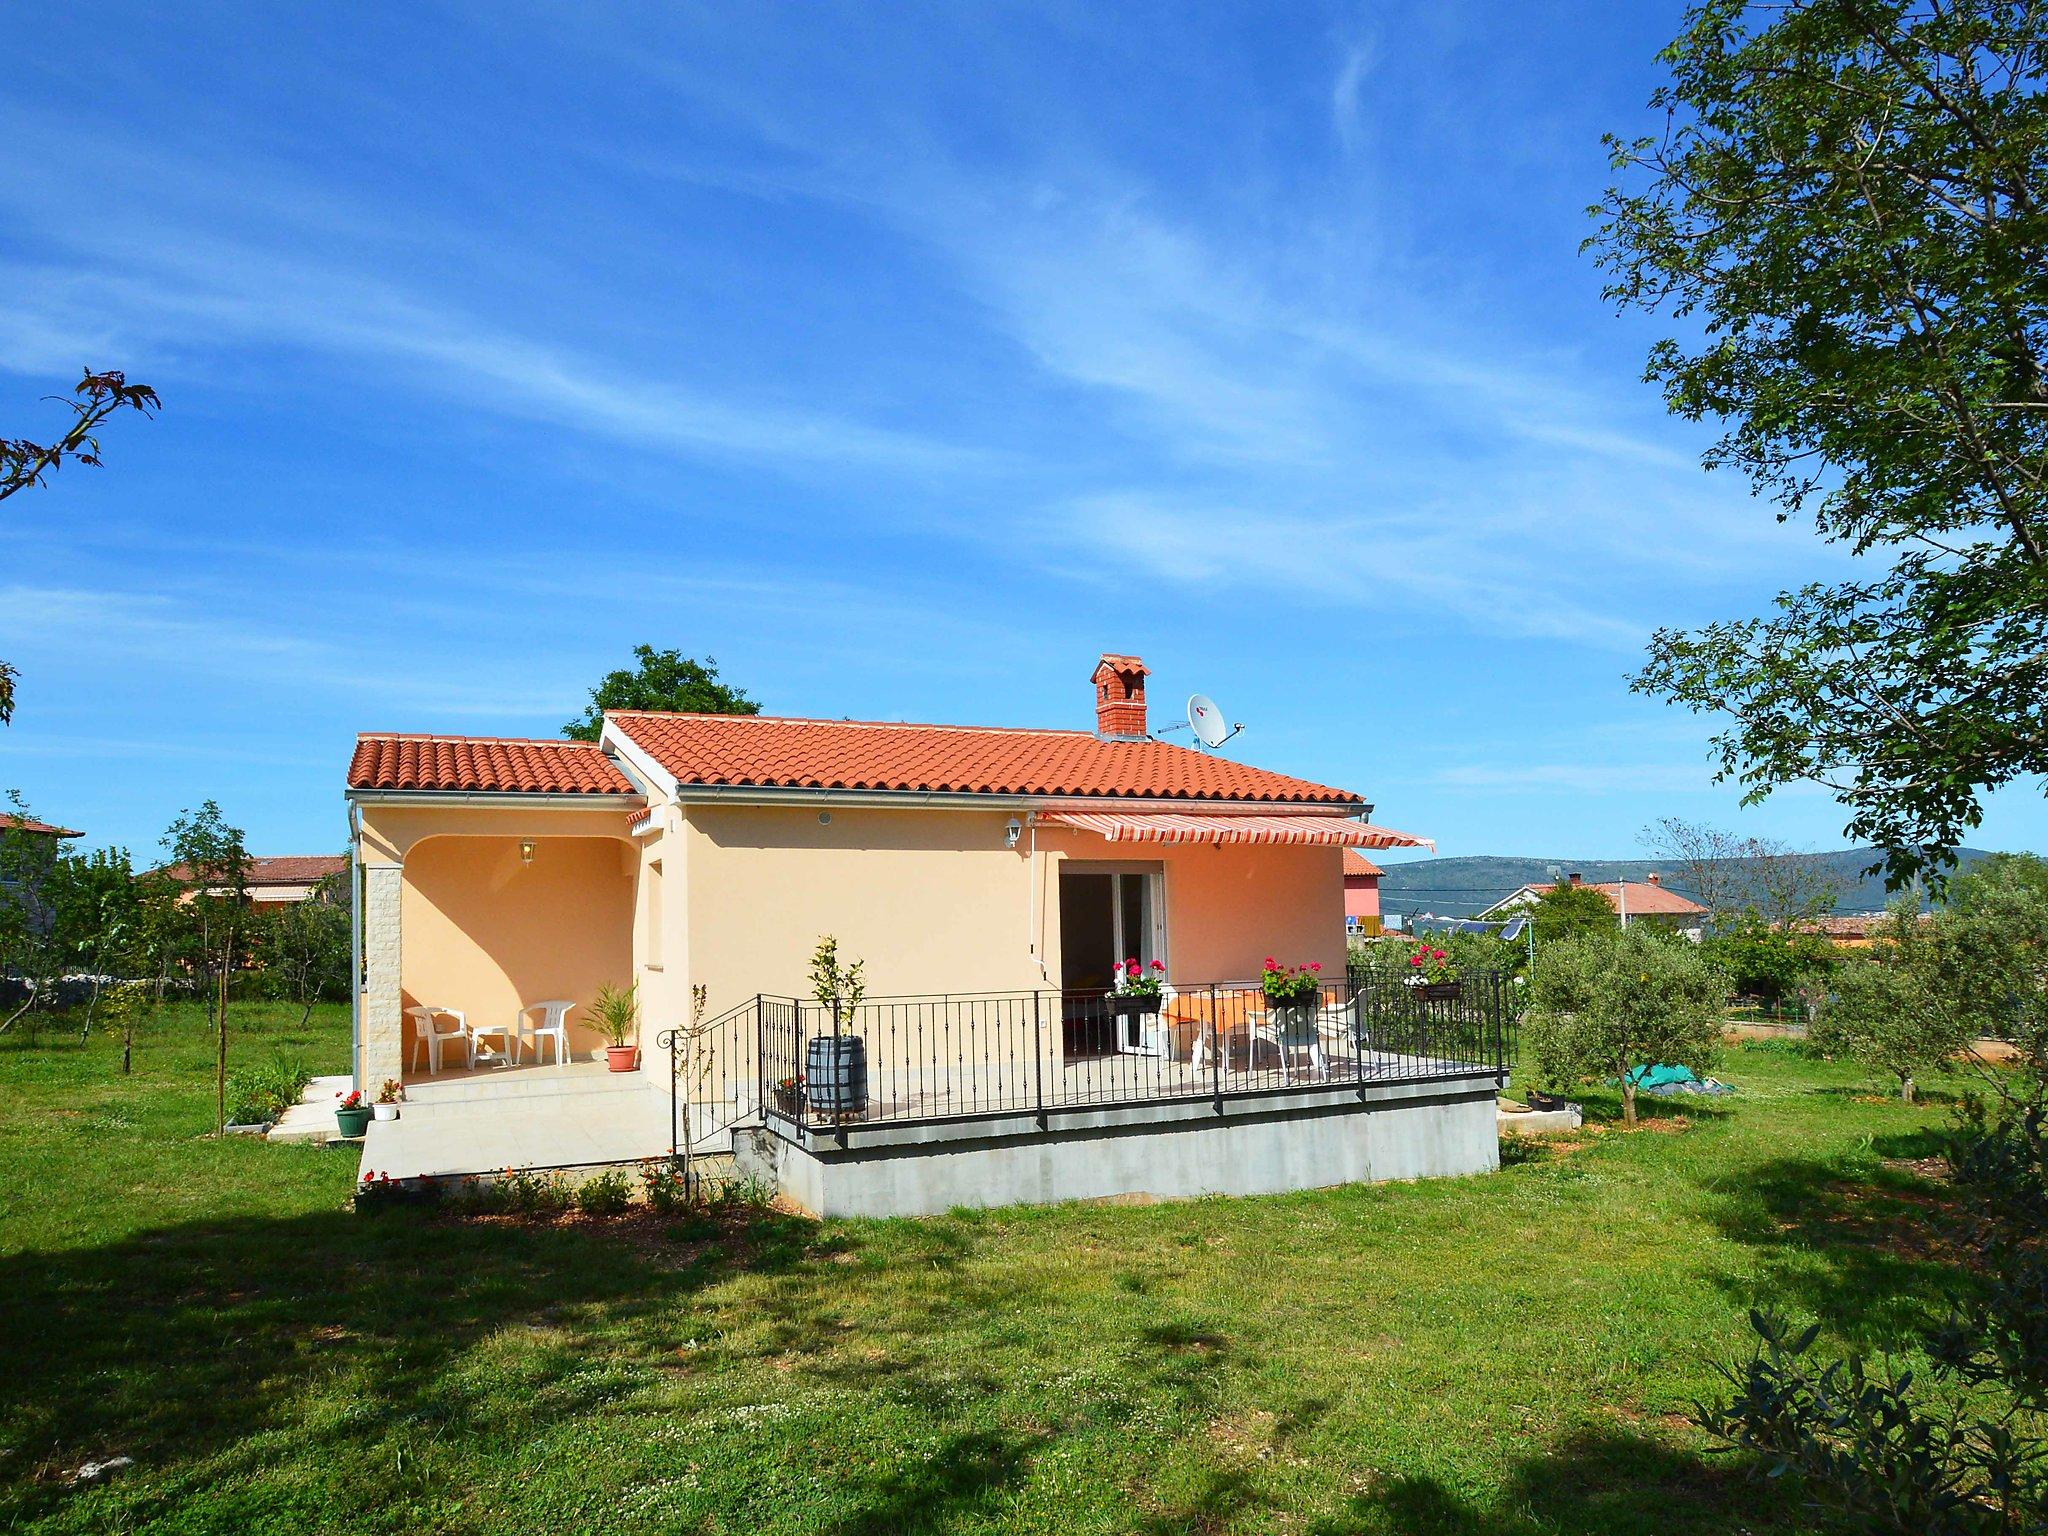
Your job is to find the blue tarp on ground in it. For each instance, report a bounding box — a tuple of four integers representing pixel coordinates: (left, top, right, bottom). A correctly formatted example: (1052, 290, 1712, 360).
(1619, 1063, 1735, 1097)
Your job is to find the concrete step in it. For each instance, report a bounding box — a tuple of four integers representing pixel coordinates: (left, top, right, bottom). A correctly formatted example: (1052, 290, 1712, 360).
(269, 1075, 356, 1143)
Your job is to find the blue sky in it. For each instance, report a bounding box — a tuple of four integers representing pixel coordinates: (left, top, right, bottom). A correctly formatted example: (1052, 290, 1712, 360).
(3, 1, 2040, 867)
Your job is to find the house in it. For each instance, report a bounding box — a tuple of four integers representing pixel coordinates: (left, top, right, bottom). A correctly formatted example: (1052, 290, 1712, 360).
(0, 815, 83, 842)
(156, 853, 348, 905)
(1480, 871, 1707, 939)
(1792, 911, 1927, 949)
(1342, 849, 1383, 936)
(346, 652, 1507, 1216)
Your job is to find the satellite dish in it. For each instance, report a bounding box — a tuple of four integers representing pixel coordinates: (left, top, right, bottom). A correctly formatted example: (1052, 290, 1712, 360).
(1187, 693, 1230, 749)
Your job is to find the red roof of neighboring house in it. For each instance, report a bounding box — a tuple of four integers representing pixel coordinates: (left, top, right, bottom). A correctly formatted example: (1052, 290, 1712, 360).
(158, 854, 350, 886)
(1524, 880, 1705, 915)
(606, 711, 1361, 804)
(1342, 849, 1383, 877)
(348, 734, 639, 795)
(0, 815, 82, 838)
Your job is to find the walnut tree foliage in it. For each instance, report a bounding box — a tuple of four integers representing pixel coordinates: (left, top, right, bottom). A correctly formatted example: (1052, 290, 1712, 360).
(1591, 0, 2048, 885)
(561, 646, 759, 741)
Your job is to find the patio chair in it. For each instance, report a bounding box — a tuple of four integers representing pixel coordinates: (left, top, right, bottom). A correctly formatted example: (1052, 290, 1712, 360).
(1247, 1009, 1327, 1080)
(405, 1005, 473, 1075)
(513, 999, 575, 1067)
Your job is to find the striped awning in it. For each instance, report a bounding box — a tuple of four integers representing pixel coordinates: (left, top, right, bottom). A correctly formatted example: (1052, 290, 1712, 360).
(1034, 811, 1434, 850)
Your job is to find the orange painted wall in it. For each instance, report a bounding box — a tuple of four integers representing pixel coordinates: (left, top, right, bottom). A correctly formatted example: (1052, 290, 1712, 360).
(399, 834, 635, 1068)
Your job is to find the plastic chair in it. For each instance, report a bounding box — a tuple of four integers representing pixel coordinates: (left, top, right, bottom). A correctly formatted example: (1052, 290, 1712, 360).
(405, 1005, 473, 1075)
(1249, 1008, 1327, 1079)
(514, 999, 575, 1067)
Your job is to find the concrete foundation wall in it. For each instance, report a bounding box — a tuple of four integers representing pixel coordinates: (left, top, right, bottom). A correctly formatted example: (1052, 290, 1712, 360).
(733, 1077, 1499, 1218)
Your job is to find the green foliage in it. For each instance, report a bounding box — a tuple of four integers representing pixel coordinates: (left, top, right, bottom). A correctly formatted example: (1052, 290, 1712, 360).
(1523, 924, 1726, 1122)
(1812, 908, 1975, 1101)
(1701, 914, 1835, 1006)
(574, 1168, 634, 1217)
(258, 878, 351, 1024)
(808, 935, 865, 1025)
(1527, 882, 1620, 944)
(0, 793, 64, 1022)
(587, 981, 639, 1048)
(1594, 0, 2048, 881)
(561, 646, 758, 741)
(224, 1049, 312, 1126)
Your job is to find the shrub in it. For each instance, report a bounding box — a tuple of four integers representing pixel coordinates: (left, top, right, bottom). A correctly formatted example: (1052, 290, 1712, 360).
(224, 1048, 312, 1125)
(1811, 903, 1975, 1102)
(575, 1168, 633, 1216)
(1523, 924, 1724, 1124)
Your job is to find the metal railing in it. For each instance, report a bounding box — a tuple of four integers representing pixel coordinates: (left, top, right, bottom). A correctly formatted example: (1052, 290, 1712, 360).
(748, 971, 1511, 1140)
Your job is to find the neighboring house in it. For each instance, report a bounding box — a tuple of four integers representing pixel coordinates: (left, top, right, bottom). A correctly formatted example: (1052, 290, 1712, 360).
(1480, 871, 1707, 939)
(1342, 849, 1383, 936)
(157, 854, 347, 904)
(1, 815, 84, 842)
(346, 651, 1510, 1215)
(1792, 911, 1927, 950)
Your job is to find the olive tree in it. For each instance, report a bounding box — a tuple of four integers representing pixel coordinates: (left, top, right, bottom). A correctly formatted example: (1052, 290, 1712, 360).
(1812, 902, 1972, 1100)
(1524, 924, 1727, 1124)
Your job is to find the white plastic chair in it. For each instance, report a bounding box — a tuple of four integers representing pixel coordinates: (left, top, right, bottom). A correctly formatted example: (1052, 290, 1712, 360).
(405, 1005, 473, 1075)
(514, 999, 575, 1067)
(1248, 1008, 1327, 1080)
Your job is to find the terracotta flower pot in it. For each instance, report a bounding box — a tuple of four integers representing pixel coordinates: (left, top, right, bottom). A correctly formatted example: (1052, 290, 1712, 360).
(605, 1045, 640, 1073)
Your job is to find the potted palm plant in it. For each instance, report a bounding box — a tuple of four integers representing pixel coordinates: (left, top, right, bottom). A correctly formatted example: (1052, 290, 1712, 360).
(805, 936, 868, 1118)
(591, 982, 641, 1072)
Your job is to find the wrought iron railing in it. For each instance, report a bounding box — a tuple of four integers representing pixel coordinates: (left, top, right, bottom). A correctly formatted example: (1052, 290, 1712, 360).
(745, 971, 1511, 1139)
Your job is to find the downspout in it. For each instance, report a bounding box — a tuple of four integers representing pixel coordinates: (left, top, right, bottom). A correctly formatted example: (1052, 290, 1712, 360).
(1026, 821, 1051, 984)
(348, 800, 363, 1091)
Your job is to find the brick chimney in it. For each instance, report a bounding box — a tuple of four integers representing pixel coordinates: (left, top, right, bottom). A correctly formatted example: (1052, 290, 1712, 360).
(1567, 872, 1583, 887)
(1647, 871, 1662, 886)
(1092, 653, 1150, 741)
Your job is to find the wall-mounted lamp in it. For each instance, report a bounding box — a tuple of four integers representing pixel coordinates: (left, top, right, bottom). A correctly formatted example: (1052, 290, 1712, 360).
(518, 840, 535, 865)
(1004, 816, 1023, 850)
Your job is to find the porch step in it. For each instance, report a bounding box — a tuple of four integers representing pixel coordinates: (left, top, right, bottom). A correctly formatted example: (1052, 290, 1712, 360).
(402, 1063, 652, 1106)
(269, 1075, 355, 1143)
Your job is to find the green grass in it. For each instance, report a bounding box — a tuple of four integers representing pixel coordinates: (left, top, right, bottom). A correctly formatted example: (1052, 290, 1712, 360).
(0, 1002, 1981, 1534)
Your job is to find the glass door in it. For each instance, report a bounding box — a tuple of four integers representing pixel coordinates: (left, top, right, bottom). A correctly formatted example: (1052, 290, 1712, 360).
(1059, 867, 1163, 1056)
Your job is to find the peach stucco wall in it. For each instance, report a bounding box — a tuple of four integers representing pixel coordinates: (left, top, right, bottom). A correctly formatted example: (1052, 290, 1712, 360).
(398, 834, 636, 1073)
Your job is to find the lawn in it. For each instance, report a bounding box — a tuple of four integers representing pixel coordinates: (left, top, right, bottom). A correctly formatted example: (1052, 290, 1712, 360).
(0, 1001, 1978, 1534)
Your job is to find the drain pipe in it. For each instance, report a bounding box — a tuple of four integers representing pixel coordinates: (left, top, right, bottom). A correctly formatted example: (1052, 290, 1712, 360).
(1026, 820, 1051, 984)
(348, 801, 363, 1091)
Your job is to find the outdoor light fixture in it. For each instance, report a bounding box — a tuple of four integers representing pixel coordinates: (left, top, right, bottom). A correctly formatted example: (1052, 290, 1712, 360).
(1004, 816, 1023, 849)
(519, 840, 535, 865)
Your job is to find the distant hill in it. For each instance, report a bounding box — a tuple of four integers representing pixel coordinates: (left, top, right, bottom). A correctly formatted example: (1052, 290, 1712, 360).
(1376, 847, 1998, 919)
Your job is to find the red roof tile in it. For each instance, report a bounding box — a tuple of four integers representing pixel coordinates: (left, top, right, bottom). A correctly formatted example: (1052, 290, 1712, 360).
(608, 712, 1360, 804)
(245, 855, 348, 886)
(0, 815, 82, 838)
(348, 734, 639, 795)
(1342, 849, 1384, 877)
(1524, 880, 1705, 915)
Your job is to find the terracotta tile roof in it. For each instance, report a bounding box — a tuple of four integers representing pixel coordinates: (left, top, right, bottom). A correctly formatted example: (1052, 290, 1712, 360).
(607, 712, 1362, 804)
(0, 815, 82, 838)
(245, 855, 348, 886)
(1342, 849, 1384, 877)
(1524, 880, 1706, 916)
(348, 734, 639, 795)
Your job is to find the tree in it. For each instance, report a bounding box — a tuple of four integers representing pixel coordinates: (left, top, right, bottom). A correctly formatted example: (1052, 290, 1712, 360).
(163, 803, 250, 1135)
(1702, 913, 1836, 1006)
(1527, 882, 1621, 944)
(0, 370, 159, 725)
(0, 794, 65, 1032)
(1523, 924, 1727, 1124)
(1740, 838, 1846, 930)
(260, 871, 350, 1028)
(562, 647, 758, 741)
(1592, 0, 2048, 885)
(1812, 902, 1974, 1100)
(1641, 817, 1747, 922)
(44, 845, 141, 1042)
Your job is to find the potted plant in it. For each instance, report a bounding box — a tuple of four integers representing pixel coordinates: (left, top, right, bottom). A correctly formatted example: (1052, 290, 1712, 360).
(805, 935, 868, 1117)
(373, 1079, 404, 1121)
(591, 982, 641, 1071)
(1109, 957, 1167, 1019)
(333, 1088, 372, 1139)
(1405, 943, 1460, 1001)
(773, 1075, 805, 1117)
(1260, 957, 1325, 1034)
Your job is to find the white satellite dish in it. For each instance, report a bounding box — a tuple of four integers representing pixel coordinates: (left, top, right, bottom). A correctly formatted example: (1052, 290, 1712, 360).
(1187, 693, 1231, 749)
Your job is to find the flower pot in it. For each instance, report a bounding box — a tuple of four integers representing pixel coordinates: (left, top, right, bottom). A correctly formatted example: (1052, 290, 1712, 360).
(805, 1034, 869, 1116)
(772, 1083, 805, 1118)
(605, 1045, 640, 1073)
(1414, 981, 1461, 1002)
(1526, 1089, 1568, 1112)
(334, 1105, 373, 1138)
(372, 1102, 400, 1122)
(1110, 994, 1160, 1020)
